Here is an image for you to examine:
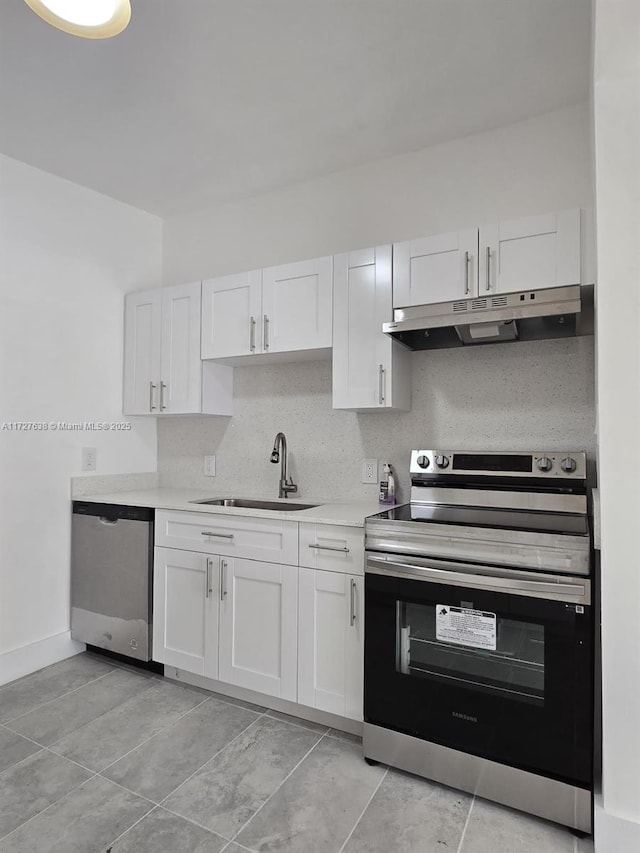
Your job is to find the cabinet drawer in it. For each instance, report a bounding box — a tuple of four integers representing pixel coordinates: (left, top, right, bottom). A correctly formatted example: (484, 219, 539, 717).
(156, 510, 298, 566)
(298, 523, 365, 575)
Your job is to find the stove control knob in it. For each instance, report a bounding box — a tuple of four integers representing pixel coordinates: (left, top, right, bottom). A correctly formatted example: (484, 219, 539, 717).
(537, 456, 553, 473)
(416, 455, 430, 469)
(435, 455, 449, 469)
(560, 456, 577, 473)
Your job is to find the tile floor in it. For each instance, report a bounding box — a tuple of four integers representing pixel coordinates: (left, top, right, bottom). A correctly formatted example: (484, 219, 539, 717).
(0, 653, 595, 853)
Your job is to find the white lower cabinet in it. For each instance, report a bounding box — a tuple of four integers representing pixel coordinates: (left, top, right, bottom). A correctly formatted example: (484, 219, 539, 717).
(154, 545, 298, 702)
(154, 516, 366, 723)
(153, 547, 219, 679)
(297, 567, 363, 721)
(219, 558, 298, 701)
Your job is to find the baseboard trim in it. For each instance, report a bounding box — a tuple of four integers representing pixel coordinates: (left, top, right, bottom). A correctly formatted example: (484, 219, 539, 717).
(165, 666, 362, 736)
(595, 803, 640, 852)
(0, 631, 85, 686)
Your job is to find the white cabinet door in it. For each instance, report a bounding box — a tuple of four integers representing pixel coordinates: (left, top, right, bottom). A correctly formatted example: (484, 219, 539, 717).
(393, 229, 478, 308)
(123, 289, 162, 415)
(261, 256, 333, 353)
(333, 246, 411, 412)
(219, 557, 298, 701)
(480, 209, 581, 295)
(201, 271, 262, 359)
(153, 547, 219, 679)
(298, 568, 363, 721)
(159, 282, 202, 414)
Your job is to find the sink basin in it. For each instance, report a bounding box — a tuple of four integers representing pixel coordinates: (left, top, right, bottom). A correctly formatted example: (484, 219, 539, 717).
(190, 498, 317, 512)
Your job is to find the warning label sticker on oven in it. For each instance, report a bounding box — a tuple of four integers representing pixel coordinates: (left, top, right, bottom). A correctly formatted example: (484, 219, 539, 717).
(436, 605, 497, 651)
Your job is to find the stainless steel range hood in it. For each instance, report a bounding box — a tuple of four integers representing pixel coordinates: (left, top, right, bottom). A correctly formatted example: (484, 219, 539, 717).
(382, 285, 593, 350)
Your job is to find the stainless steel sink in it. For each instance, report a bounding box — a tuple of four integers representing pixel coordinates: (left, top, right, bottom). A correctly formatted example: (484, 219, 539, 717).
(189, 498, 317, 511)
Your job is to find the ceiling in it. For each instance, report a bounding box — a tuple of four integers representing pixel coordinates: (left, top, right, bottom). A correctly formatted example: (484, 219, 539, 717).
(0, 0, 591, 217)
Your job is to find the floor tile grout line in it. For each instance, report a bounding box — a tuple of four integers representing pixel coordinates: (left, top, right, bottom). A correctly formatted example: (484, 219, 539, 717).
(97, 803, 159, 852)
(264, 710, 330, 737)
(159, 802, 234, 842)
(0, 666, 121, 725)
(336, 765, 389, 853)
(1, 677, 157, 757)
(0, 768, 101, 844)
(229, 730, 328, 843)
(456, 794, 476, 853)
(221, 841, 254, 853)
(94, 694, 213, 776)
(155, 712, 269, 808)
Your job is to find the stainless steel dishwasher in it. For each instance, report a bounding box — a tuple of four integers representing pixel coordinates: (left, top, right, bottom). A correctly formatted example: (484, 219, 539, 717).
(71, 501, 154, 661)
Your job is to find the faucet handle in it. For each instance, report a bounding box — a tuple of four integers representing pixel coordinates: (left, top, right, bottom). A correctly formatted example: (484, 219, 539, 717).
(283, 477, 298, 494)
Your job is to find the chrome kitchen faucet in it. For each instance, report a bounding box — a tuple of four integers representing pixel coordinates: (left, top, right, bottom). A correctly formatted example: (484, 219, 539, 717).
(270, 432, 298, 498)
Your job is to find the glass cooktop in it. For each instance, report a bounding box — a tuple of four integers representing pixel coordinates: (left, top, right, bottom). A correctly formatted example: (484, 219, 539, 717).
(370, 502, 589, 536)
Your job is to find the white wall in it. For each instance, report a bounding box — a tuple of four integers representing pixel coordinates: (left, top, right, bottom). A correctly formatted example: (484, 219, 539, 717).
(158, 338, 595, 500)
(163, 103, 592, 282)
(593, 1, 640, 849)
(0, 155, 162, 679)
(160, 103, 596, 496)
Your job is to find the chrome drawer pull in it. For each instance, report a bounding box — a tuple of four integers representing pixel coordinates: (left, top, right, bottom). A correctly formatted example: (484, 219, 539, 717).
(201, 531, 234, 540)
(308, 543, 350, 553)
(220, 559, 228, 601)
(350, 578, 357, 626)
(205, 557, 213, 598)
(464, 251, 470, 295)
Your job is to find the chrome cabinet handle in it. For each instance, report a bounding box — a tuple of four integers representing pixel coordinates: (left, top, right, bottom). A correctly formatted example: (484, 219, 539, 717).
(263, 315, 269, 350)
(220, 559, 228, 601)
(201, 530, 234, 539)
(249, 316, 256, 352)
(378, 364, 385, 405)
(205, 557, 213, 598)
(308, 543, 350, 553)
(160, 381, 168, 411)
(350, 579, 357, 626)
(485, 246, 491, 291)
(149, 381, 157, 412)
(464, 251, 470, 295)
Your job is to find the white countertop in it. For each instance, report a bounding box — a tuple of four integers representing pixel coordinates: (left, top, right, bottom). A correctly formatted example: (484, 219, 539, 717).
(74, 488, 386, 527)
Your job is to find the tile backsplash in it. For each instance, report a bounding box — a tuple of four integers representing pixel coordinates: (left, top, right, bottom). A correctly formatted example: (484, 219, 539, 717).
(158, 337, 596, 502)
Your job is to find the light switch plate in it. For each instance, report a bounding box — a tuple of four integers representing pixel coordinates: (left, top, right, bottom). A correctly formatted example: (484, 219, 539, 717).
(361, 458, 378, 484)
(204, 455, 216, 477)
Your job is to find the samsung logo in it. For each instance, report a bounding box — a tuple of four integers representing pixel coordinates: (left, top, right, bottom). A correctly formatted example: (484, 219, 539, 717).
(452, 711, 477, 723)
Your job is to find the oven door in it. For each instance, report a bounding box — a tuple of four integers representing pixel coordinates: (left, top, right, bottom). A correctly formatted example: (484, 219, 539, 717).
(364, 553, 593, 789)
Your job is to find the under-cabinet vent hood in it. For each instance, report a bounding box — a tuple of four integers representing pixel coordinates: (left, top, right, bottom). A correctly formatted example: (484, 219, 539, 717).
(383, 285, 593, 351)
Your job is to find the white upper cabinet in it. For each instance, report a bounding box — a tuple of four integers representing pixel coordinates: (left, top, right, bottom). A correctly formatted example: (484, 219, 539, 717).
(392, 209, 583, 309)
(160, 283, 204, 414)
(123, 282, 233, 416)
(393, 229, 478, 308)
(333, 246, 410, 412)
(261, 256, 333, 354)
(480, 209, 582, 295)
(122, 289, 162, 415)
(201, 270, 262, 359)
(202, 256, 333, 365)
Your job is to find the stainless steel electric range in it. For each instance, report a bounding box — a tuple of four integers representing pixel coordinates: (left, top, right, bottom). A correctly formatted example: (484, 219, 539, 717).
(363, 449, 593, 833)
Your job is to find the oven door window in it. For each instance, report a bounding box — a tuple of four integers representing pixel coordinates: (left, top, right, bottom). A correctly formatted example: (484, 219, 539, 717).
(397, 601, 544, 703)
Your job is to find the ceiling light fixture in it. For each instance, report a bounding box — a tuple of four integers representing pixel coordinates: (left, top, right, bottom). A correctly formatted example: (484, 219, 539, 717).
(23, 0, 131, 39)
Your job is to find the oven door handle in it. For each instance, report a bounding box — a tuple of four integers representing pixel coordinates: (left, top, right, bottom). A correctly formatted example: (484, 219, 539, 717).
(366, 555, 590, 605)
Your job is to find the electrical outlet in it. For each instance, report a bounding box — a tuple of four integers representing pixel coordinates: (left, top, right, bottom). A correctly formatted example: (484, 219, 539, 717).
(204, 455, 216, 477)
(81, 447, 97, 472)
(361, 458, 378, 484)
